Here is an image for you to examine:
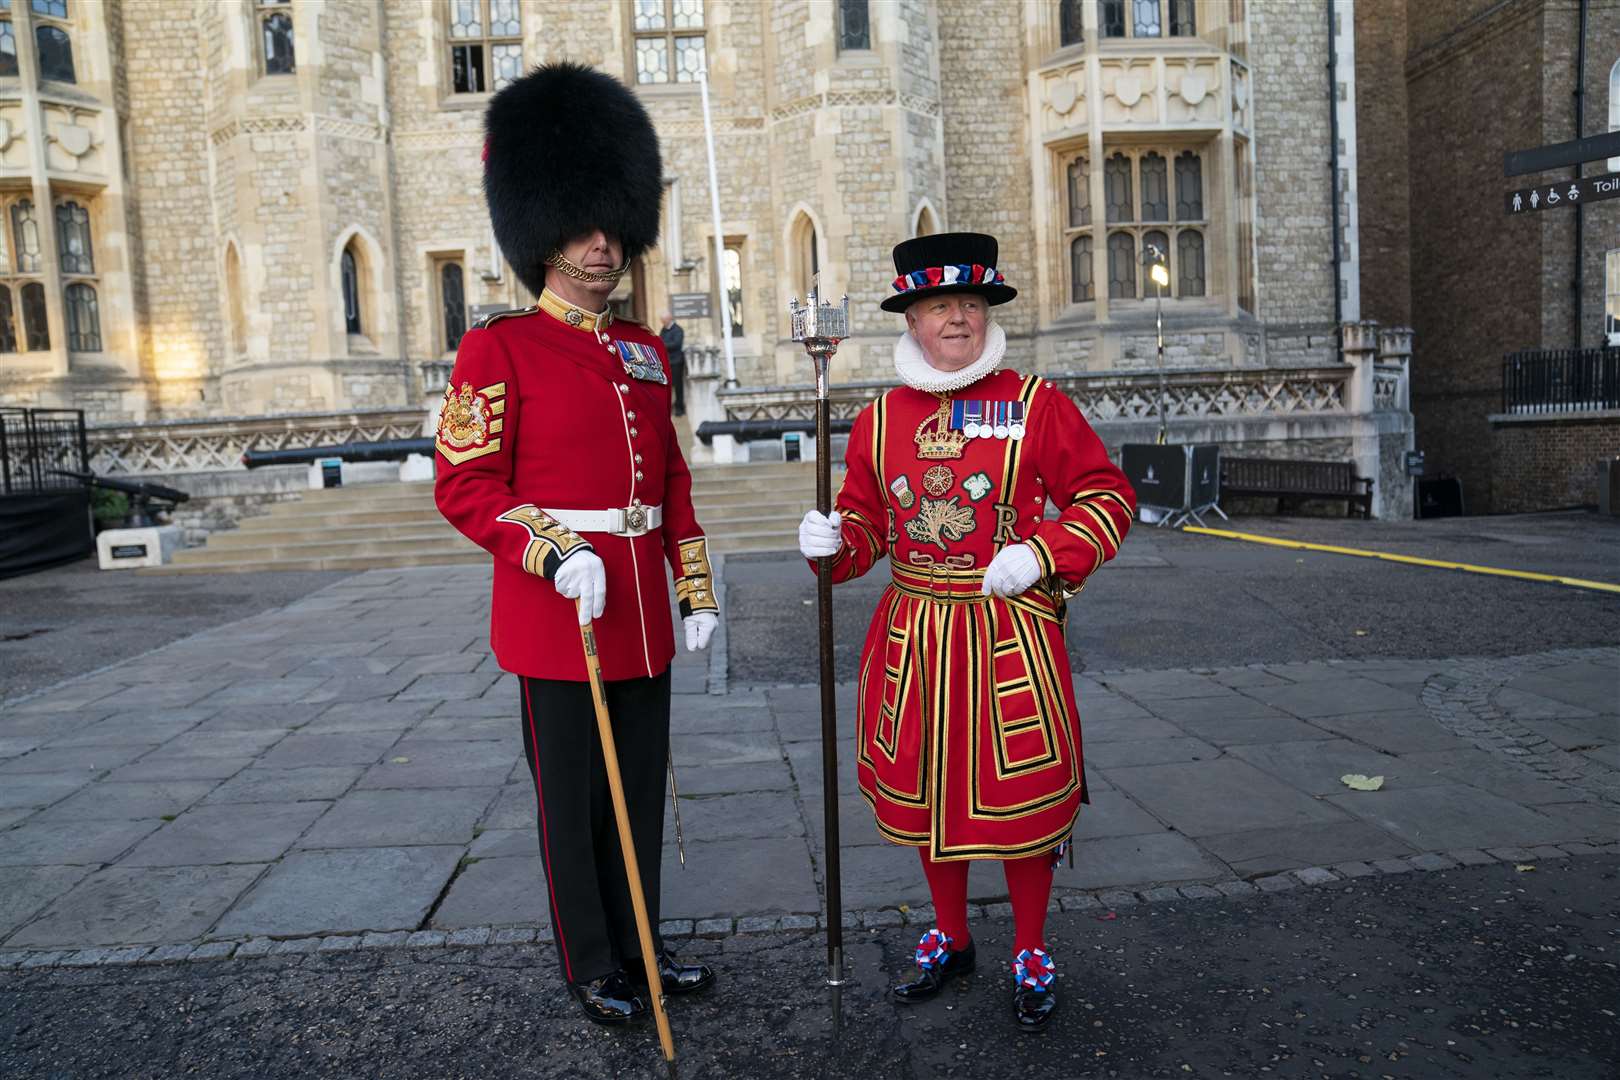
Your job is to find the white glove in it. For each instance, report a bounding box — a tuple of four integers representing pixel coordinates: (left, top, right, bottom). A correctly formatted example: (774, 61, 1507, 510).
(981, 544, 1042, 598)
(684, 611, 718, 652)
(553, 549, 606, 625)
(798, 510, 843, 559)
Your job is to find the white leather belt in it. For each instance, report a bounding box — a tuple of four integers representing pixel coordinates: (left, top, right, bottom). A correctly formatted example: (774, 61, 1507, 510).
(543, 504, 663, 537)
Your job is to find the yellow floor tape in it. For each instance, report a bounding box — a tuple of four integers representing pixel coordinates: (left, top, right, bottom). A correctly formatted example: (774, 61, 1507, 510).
(1181, 525, 1620, 595)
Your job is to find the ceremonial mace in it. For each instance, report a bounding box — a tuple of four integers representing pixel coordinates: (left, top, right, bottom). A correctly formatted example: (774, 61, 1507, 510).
(577, 605, 678, 1077)
(789, 282, 850, 1024)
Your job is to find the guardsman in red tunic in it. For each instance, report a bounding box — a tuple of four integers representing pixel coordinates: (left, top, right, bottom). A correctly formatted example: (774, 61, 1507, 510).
(435, 63, 717, 1027)
(797, 233, 1135, 1030)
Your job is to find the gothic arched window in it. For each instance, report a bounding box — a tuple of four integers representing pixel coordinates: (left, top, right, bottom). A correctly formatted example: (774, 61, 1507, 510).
(341, 245, 362, 335)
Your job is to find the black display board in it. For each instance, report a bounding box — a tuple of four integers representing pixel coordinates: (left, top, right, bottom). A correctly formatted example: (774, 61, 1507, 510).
(0, 493, 93, 579)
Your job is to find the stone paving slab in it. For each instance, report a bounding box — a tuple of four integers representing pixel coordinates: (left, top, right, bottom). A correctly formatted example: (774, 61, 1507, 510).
(212, 846, 463, 939)
(1, 564, 1614, 959)
(7, 864, 267, 947)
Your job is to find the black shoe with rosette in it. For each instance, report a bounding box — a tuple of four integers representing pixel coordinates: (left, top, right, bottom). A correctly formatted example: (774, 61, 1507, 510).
(569, 970, 648, 1025)
(892, 929, 976, 1002)
(1011, 947, 1058, 1030)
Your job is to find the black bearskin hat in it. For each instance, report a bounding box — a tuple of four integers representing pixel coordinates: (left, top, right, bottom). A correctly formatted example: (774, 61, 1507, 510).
(483, 62, 663, 296)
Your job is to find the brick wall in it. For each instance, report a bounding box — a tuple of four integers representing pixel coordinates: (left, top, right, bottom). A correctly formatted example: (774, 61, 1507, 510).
(1405, 0, 1547, 512)
(1352, 0, 1410, 329)
(1490, 415, 1620, 512)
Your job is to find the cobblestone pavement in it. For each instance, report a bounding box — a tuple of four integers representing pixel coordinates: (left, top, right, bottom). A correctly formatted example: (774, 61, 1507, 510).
(3, 857, 1616, 1079)
(1, 561, 1615, 965)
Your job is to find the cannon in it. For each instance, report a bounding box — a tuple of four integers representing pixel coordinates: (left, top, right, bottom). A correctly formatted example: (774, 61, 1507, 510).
(241, 437, 434, 470)
(51, 469, 190, 528)
(693, 418, 854, 446)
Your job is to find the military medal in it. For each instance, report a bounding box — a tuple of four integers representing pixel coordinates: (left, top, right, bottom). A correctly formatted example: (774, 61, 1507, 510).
(1009, 401, 1026, 441)
(613, 340, 669, 384)
(993, 402, 1010, 440)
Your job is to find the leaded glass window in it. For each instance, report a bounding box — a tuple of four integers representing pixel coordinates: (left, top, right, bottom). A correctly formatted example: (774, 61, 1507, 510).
(449, 0, 522, 95)
(64, 282, 98, 351)
(441, 260, 466, 351)
(20, 281, 45, 350)
(1104, 153, 1132, 224)
(55, 201, 91, 274)
(259, 0, 295, 76)
(723, 243, 743, 337)
(11, 200, 38, 273)
(1100, 0, 1124, 38)
(1067, 157, 1090, 228)
(1175, 151, 1203, 220)
(1107, 232, 1136, 300)
(633, 0, 705, 85)
(1059, 0, 1083, 46)
(1132, 0, 1161, 37)
(1177, 230, 1205, 297)
(1169, 0, 1196, 36)
(838, 0, 870, 52)
(31, 0, 66, 16)
(0, 18, 16, 78)
(1070, 235, 1093, 303)
(0, 286, 14, 353)
(342, 247, 362, 335)
(1143, 229, 1169, 289)
(34, 24, 71, 83)
(1140, 153, 1168, 221)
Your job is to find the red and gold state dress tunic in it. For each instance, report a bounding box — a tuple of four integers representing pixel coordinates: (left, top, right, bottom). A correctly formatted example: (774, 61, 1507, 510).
(822, 368, 1135, 861)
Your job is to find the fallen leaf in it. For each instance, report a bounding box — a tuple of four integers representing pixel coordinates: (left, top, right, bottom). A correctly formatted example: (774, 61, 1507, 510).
(1515, 864, 1536, 873)
(1096, 911, 1117, 921)
(1353, 629, 1369, 637)
(1340, 773, 1384, 791)
(391, 756, 411, 764)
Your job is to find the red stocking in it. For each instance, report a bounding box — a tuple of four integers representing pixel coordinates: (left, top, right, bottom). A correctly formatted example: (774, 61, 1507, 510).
(1003, 851, 1055, 956)
(916, 848, 972, 949)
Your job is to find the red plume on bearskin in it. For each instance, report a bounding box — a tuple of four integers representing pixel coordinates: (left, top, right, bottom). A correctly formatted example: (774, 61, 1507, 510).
(483, 62, 663, 296)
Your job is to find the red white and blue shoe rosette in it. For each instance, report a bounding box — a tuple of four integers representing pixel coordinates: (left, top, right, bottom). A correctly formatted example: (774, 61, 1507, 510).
(1012, 947, 1055, 991)
(915, 928, 952, 971)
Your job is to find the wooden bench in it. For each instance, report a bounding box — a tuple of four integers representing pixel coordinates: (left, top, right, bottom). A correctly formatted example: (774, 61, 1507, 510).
(1221, 456, 1373, 518)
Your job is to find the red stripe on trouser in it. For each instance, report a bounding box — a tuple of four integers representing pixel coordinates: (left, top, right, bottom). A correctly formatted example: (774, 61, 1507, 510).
(522, 678, 575, 983)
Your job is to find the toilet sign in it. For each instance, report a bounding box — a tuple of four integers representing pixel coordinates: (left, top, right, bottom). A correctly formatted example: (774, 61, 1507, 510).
(1505, 171, 1620, 215)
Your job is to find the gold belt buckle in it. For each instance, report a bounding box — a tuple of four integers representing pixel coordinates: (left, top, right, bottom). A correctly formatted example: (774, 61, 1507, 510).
(624, 505, 648, 533)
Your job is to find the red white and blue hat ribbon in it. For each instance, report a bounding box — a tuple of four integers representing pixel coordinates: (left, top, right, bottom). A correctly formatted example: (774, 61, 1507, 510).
(915, 928, 951, 971)
(891, 263, 1005, 296)
(1013, 947, 1055, 991)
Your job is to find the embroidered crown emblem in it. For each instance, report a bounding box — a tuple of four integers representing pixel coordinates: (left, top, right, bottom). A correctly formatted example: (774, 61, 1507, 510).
(913, 400, 967, 460)
(439, 382, 491, 450)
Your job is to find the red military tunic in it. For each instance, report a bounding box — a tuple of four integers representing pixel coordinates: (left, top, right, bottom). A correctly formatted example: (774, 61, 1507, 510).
(821, 369, 1135, 861)
(433, 301, 718, 682)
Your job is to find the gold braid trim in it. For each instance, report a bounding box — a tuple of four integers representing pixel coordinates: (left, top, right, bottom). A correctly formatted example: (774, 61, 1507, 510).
(674, 536, 719, 616)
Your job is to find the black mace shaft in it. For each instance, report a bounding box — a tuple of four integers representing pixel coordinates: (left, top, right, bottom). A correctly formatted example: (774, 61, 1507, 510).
(815, 388, 844, 984)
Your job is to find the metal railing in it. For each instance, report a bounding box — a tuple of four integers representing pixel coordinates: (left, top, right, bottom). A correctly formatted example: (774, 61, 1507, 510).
(1502, 347, 1620, 414)
(0, 407, 88, 495)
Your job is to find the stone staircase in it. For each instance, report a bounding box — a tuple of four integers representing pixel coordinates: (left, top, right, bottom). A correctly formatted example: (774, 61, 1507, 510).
(157, 460, 823, 573)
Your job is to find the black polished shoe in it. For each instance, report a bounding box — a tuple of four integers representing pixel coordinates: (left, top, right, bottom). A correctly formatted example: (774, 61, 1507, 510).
(569, 971, 647, 1025)
(628, 950, 716, 995)
(892, 930, 975, 1002)
(1011, 947, 1058, 1031)
(1013, 984, 1058, 1029)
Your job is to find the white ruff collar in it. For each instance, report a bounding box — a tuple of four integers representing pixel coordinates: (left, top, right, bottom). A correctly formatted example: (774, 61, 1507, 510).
(892, 321, 1006, 394)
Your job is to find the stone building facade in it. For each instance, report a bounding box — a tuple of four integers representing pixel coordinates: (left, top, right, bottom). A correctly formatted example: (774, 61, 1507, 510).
(1, 0, 1418, 516)
(1388, 0, 1619, 513)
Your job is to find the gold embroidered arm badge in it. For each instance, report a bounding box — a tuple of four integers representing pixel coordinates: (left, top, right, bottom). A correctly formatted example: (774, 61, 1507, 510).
(497, 504, 591, 579)
(904, 496, 976, 552)
(674, 536, 719, 616)
(436, 381, 506, 466)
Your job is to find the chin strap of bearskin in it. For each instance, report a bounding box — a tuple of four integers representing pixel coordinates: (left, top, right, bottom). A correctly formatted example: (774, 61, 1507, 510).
(545, 249, 631, 284)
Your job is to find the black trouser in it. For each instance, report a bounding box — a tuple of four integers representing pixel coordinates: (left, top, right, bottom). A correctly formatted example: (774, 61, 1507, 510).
(669, 359, 686, 415)
(519, 670, 669, 985)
